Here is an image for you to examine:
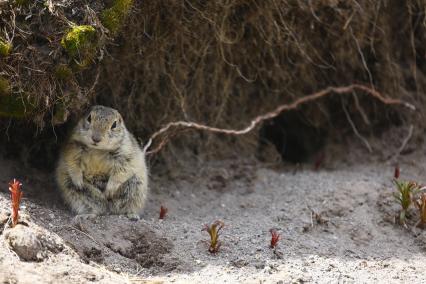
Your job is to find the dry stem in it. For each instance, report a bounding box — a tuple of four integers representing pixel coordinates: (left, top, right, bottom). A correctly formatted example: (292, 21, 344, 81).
(144, 84, 415, 155)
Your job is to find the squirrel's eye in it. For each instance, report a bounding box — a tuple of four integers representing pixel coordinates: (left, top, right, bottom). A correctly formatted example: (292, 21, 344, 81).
(111, 121, 117, 130)
(87, 115, 91, 123)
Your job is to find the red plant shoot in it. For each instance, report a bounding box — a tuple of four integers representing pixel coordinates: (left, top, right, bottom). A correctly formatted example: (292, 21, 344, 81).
(159, 205, 168, 219)
(269, 229, 280, 248)
(9, 179, 23, 227)
(202, 220, 224, 253)
(394, 166, 400, 179)
(314, 152, 325, 171)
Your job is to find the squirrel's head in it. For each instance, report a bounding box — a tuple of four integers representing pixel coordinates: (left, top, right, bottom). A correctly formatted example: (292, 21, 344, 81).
(73, 105, 126, 151)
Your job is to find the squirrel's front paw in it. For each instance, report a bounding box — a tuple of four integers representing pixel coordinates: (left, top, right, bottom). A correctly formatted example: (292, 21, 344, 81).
(71, 174, 84, 190)
(105, 180, 120, 198)
(104, 189, 114, 200)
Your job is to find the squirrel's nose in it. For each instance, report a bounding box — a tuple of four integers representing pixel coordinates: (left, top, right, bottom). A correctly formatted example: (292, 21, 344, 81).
(92, 136, 101, 143)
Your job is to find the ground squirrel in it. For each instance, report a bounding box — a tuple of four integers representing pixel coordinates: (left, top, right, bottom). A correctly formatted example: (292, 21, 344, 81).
(56, 105, 148, 220)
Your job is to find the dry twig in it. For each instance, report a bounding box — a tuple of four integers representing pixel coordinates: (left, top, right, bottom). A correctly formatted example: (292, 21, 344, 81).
(395, 125, 414, 158)
(144, 84, 415, 155)
(341, 98, 373, 153)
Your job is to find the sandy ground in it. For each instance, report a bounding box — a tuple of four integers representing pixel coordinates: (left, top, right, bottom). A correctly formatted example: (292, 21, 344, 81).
(1, 129, 426, 283)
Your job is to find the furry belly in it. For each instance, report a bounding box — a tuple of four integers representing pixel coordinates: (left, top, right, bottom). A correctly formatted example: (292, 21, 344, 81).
(81, 150, 112, 177)
(84, 174, 109, 192)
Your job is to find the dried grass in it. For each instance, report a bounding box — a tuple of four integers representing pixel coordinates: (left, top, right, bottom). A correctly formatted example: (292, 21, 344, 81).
(1, 0, 426, 163)
(99, 0, 426, 158)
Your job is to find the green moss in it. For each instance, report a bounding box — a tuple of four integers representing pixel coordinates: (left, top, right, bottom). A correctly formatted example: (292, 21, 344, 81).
(54, 64, 73, 81)
(0, 39, 12, 57)
(0, 78, 36, 118)
(61, 25, 97, 59)
(101, 0, 133, 34)
(0, 94, 34, 118)
(0, 77, 11, 96)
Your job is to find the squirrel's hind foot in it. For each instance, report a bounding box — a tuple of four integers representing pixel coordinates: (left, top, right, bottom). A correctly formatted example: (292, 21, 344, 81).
(73, 213, 98, 224)
(126, 213, 140, 221)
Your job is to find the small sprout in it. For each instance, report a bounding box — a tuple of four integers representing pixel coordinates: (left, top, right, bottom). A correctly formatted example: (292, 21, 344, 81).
(415, 193, 426, 228)
(308, 206, 329, 226)
(159, 205, 168, 219)
(269, 229, 280, 248)
(394, 166, 400, 179)
(0, 38, 12, 57)
(9, 179, 23, 227)
(393, 179, 420, 224)
(202, 220, 224, 253)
